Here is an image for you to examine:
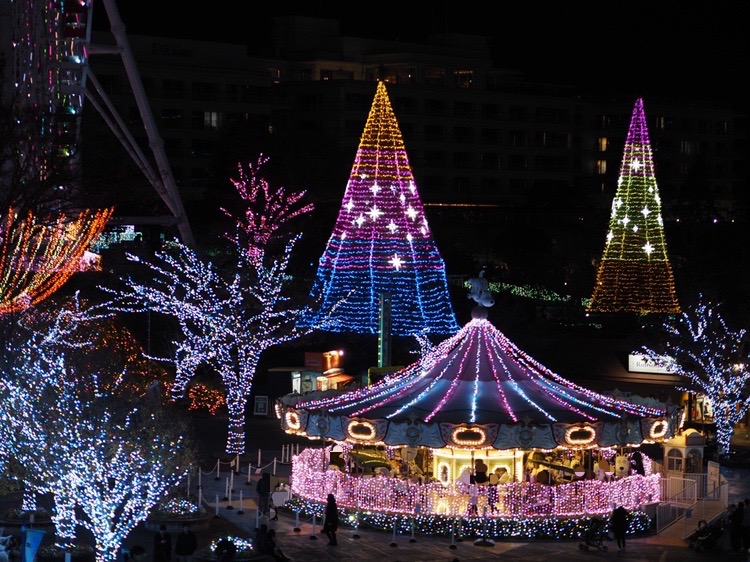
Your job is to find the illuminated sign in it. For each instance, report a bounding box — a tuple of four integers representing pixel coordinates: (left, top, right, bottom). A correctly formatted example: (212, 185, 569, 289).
(628, 354, 672, 374)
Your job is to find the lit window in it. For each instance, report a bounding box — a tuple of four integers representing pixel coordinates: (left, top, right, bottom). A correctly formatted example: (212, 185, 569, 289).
(596, 160, 607, 174)
(204, 111, 220, 129)
(598, 137, 608, 151)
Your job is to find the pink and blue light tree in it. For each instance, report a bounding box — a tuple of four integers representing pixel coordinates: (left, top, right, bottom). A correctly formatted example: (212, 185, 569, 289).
(296, 81, 459, 337)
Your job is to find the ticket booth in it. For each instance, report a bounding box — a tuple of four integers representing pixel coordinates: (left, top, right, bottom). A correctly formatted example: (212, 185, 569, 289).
(663, 428, 706, 475)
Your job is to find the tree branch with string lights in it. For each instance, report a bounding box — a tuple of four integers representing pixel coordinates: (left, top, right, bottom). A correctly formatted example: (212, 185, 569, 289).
(639, 294, 750, 456)
(0, 293, 195, 562)
(100, 155, 345, 455)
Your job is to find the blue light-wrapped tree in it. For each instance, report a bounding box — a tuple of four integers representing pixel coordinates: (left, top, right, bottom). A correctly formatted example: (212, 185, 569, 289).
(640, 295, 750, 456)
(296, 81, 459, 337)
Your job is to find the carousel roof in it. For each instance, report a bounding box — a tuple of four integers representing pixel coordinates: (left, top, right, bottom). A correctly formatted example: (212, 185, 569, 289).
(277, 307, 681, 450)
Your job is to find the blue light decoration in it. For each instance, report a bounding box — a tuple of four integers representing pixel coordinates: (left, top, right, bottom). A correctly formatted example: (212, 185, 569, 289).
(102, 156, 327, 455)
(296, 81, 460, 337)
(0, 294, 191, 562)
(587, 98, 680, 314)
(640, 295, 750, 456)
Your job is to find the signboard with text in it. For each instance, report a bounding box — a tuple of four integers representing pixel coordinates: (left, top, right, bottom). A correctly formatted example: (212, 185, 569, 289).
(628, 353, 672, 374)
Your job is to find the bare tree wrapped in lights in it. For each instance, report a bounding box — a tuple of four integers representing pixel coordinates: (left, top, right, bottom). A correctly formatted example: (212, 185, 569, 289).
(640, 295, 750, 456)
(0, 294, 195, 562)
(101, 156, 340, 454)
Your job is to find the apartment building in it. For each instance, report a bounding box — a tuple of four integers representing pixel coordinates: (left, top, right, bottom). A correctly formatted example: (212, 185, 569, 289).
(80, 16, 745, 248)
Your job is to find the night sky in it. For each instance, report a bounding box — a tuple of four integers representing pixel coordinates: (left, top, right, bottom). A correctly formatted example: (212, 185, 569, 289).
(93, 1, 747, 107)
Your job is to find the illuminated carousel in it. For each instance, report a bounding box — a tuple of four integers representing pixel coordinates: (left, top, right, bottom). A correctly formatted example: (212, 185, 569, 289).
(276, 306, 681, 533)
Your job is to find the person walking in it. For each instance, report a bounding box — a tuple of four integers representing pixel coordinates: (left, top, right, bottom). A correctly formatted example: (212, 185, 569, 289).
(174, 523, 197, 562)
(610, 504, 629, 550)
(153, 525, 173, 562)
(729, 500, 745, 552)
(742, 498, 750, 551)
(323, 493, 339, 546)
(256, 472, 271, 517)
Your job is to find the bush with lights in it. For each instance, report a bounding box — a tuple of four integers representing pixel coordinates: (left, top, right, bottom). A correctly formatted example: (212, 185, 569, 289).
(283, 496, 653, 540)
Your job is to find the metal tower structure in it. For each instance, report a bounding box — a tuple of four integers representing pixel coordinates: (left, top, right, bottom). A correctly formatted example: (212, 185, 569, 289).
(2, 0, 195, 248)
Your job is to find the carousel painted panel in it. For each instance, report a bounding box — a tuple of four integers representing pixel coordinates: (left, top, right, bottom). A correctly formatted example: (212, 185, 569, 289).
(494, 422, 556, 450)
(305, 412, 346, 440)
(599, 418, 644, 447)
(384, 418, 445, 448)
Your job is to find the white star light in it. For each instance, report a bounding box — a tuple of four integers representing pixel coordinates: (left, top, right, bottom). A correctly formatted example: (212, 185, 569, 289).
(389, 254, 404, 270)
(632, 225, 639, 233)
(406, 233, 413, 242)
(370, 182, 381, 196)
(406, 206, 418, 220)
(355, 214, 365, 227)
(345, 199, 354, 212)
(399, 193, 406, 204)
(631, 158, 642, 172)
(387, 220, 398, 233)
(368, 205, 383, 221)
(617, 176, 623, 187)
(641, 206, 650, 217)
(606, 230, 614, 242)
(408, 181, 416, 194)
(620, 215, 630, 227)
(643, 241, 654, 255)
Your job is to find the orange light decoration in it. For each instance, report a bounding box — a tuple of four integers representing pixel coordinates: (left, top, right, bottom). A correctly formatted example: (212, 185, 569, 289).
(346, 420, 377, 441)
(0, 207, 114, 314)
(564, 426, 597, 446)
(587, 98, 680, 314)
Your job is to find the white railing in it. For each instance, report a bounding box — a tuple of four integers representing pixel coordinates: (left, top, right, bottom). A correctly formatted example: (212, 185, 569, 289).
(655, 472, 729, 537)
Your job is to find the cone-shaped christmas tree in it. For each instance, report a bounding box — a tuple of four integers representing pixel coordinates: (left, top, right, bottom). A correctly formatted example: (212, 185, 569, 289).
(587, 98, 681, 314)
(297, 81, 460, 336)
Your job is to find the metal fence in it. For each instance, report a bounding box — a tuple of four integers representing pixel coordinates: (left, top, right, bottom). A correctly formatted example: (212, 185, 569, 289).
(655, 471, 728, 538)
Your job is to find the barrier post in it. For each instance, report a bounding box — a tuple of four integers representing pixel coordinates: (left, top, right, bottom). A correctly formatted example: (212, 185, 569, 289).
(310, 513, 318, 539)
(237, 491, 244, 515)
(214, 459, 220, 481)
(390, 517, 398, 547)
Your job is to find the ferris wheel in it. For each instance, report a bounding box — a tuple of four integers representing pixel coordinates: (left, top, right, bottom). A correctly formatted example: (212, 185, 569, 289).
(2, 0, 195, 248)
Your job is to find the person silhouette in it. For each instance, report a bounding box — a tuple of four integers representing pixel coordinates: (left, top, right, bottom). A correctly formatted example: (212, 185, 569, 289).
(323, 494, 339, 546)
